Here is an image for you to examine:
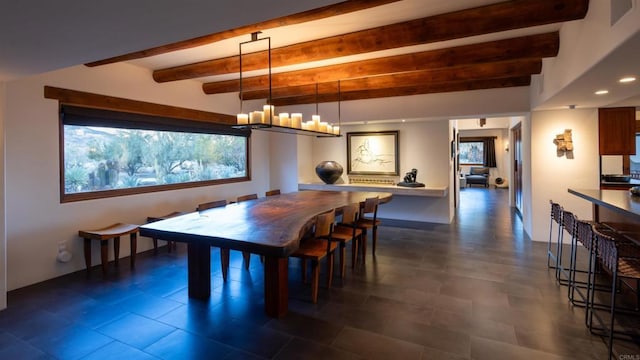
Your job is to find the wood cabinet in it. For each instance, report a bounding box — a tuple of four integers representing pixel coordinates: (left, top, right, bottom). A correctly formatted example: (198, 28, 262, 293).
(599, 107, 636, 155)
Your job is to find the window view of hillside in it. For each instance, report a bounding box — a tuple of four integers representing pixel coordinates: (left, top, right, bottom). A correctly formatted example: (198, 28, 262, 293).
(63, 125, 247, 194)
(459, 141, 484, 165)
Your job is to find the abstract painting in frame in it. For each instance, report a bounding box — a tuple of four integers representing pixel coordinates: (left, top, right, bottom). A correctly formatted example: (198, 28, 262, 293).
(347, 131, 399, 175)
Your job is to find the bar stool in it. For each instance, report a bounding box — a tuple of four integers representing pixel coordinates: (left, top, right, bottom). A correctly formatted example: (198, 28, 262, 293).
(556, 209, 576, 285)
(146, 211, 188, 253)
(547, 201, 563, 270)
(79, 223, 139, 277)
(568, 219, 615, 307)
(588, 227, 640, 359)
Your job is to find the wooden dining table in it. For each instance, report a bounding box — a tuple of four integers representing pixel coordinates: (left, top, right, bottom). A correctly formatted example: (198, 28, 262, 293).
(139, 190, 392, 317)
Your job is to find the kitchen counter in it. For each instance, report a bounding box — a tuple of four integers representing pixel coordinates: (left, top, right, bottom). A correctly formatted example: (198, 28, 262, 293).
(600, 178, 640, 190)
(568, 188, 640, 243)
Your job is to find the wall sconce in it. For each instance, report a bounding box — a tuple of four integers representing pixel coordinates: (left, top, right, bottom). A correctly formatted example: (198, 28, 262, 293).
(504, 141, 509, 152)
(553, 129, 573, 157)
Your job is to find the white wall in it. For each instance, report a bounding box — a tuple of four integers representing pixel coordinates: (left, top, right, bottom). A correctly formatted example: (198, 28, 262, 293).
(527, 108, 600, 242)
(4, 63, 272, 290)
(309, 120, 452, 223)
(297, 135, 315, 184)
(268, 132, 298, 194)
(532, 0, 640, 107)
(0, 81, 6, 309)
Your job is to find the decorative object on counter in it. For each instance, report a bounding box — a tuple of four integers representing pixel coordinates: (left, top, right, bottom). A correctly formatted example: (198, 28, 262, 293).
(629, 186, 640, 196)
(315, 161, 344, 184)
(553, 129, 573, 157)
(397, 168, 425, 188)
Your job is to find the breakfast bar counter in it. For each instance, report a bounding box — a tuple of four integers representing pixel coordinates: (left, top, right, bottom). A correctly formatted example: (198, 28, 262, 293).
(568, 188, 640, 243)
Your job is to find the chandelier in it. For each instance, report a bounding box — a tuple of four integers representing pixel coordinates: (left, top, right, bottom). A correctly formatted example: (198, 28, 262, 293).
(234, 32, 340, 137)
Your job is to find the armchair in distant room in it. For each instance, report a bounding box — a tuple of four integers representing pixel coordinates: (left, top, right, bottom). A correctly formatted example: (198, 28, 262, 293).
(465, 167, 490, 187)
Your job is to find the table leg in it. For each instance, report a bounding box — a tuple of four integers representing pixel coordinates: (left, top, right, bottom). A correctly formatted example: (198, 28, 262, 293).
(187, 242, 211, 299)
(264, 256, 288, 318)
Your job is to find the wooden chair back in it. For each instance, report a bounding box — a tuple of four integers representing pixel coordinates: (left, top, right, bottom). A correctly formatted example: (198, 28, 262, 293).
(314, 209, 335, 239)
(237, 193, 258, 202)
(197, 199, 227, 211)
(340, 203, 359, 225)
(265, 189, 281, 196)
(361, 197, 379, 218)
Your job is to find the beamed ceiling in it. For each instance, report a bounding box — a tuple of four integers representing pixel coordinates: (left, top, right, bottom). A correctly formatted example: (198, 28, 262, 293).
(87, 0, 589, 108)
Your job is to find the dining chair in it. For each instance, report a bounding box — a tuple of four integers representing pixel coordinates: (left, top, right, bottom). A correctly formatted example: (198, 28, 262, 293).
(237, 194, 259, 269)
(265, 189, 281, 196)
(290, 209, 337, 303)
(356, 196, 381, 262)
(196, 199, 231, 281)
(237, 193, 258, 202)
(588, 227, 640, 360)
(146, 211, 188, 253)
(331, 203, 362, 277)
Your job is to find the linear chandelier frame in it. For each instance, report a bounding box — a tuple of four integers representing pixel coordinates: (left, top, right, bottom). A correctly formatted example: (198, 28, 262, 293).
(234, 31, 340, 137)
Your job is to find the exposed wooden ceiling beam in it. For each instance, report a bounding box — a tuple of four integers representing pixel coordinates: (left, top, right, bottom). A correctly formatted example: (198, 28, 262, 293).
(238, 59, 542, 102)
(203, 32, 557, 95)
(84, 0, 400, 67)
(269, 77, 532, 106)
(44, 86, 236, 124)
(157, 0, 586, 83)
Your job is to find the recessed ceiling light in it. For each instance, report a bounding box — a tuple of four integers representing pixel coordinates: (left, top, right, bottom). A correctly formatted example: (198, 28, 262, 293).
(595, 90, 609, 95)
(619, 76, 636, 83)
(401, 119, 406, 123)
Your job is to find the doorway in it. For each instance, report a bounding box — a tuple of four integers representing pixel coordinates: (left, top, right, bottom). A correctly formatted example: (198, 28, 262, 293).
(512, 123, 523, 215)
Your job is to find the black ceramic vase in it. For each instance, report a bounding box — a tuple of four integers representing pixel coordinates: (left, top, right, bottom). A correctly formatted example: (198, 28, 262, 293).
(315, 161, 343, 184)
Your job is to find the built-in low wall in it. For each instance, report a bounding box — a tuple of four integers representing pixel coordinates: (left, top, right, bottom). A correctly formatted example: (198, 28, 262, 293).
(298, 183, 451, 224)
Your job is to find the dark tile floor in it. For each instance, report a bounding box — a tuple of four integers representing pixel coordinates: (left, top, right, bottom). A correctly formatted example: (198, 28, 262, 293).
(1, 188, 639, 359)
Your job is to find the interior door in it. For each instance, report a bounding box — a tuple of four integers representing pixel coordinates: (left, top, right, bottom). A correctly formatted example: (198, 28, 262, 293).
(512, 123, 523, 214)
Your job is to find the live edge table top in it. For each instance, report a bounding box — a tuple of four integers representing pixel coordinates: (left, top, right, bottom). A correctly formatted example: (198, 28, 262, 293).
(139, 190, 393, 257)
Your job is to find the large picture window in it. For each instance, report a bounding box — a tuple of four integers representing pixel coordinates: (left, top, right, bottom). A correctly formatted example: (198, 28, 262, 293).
(60, 105, 249, 202)
(458, 141, 484, 165)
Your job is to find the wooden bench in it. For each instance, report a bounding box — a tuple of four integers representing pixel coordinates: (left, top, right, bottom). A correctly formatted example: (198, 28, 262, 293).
(79, 223, 139, 277)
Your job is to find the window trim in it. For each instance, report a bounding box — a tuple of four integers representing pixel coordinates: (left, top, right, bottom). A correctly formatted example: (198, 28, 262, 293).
(49, 87, 251, 203)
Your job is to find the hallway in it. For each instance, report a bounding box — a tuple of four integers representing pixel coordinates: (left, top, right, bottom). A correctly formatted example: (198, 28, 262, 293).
(0, 188, 637, 359)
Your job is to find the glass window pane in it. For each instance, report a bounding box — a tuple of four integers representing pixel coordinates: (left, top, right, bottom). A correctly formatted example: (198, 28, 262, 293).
(63, 124, 247, 197)
(459, 142, 484, 165)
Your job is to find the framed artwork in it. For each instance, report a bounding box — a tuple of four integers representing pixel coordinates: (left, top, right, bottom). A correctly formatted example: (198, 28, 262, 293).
(347, 131, 399, 175)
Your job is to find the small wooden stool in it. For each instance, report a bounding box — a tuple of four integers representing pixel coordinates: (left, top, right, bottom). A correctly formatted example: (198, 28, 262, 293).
(79, 223, 139, 277)
(146, 211, 188, 253)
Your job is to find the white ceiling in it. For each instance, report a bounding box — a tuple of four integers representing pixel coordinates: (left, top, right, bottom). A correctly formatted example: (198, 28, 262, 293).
(1, 0, 639, 115)
(0, 0, 341, 81)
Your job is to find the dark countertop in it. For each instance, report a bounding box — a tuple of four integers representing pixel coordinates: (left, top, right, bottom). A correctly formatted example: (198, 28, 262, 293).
(600, 178, 640, 186)
(568, 188, 640, 221)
